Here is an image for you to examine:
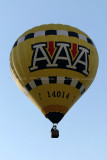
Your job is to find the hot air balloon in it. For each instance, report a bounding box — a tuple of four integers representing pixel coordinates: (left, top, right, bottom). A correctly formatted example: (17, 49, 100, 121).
(10, 24, 99, 138)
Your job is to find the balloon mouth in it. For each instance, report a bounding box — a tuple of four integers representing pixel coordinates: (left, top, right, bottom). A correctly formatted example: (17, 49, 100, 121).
(46, 112, 64, 123)
(41, 104, 68, 123)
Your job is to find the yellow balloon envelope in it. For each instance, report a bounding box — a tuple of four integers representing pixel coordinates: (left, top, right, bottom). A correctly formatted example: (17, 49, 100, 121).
(10, 24, 98, 125)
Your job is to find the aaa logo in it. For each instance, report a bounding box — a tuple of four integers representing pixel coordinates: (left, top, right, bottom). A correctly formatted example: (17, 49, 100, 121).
(29, 41, 90, 76)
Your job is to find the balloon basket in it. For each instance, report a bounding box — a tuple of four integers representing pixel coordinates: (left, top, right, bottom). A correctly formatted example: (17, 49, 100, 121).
(51, 125, 59, 138)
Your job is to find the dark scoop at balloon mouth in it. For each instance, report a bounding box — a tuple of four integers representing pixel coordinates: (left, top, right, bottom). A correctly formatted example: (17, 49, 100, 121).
(46, 112, 64, 123)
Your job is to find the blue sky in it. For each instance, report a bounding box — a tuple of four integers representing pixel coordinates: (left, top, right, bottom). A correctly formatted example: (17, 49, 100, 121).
(0, 0, 107, 160)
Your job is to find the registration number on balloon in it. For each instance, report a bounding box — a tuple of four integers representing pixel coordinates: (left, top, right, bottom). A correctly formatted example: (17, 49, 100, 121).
(47, 91, 70, 99)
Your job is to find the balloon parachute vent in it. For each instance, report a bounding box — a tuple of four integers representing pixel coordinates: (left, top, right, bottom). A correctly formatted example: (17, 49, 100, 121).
(51, 125, 59, 138)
